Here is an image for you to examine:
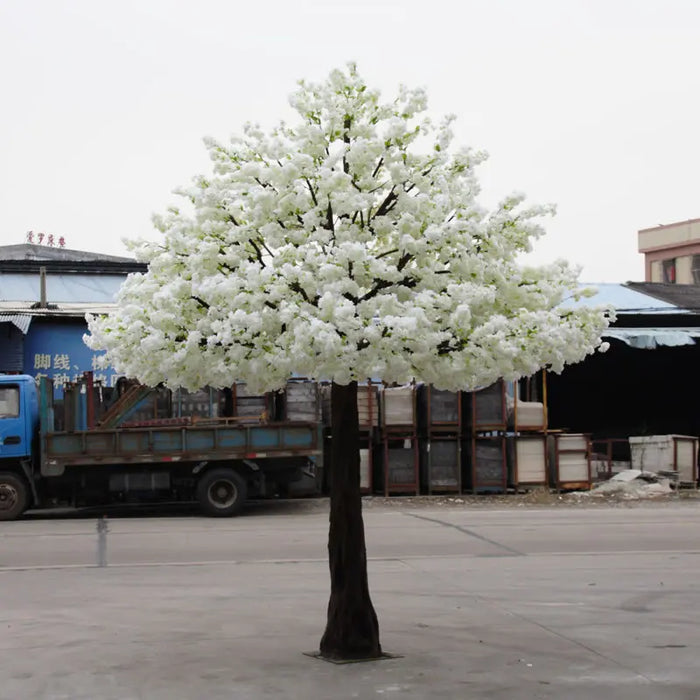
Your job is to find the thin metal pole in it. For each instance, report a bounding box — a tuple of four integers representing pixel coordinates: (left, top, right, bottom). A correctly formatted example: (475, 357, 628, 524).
(96, 516, 109, 567)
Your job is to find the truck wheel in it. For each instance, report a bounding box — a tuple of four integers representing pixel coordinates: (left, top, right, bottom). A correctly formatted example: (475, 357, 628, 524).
(196, 468, 247, 517)
(0, 472, 29, 521)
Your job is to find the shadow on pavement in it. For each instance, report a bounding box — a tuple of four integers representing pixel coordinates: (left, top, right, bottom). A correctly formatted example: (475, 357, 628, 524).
(22, 497, 329, 521)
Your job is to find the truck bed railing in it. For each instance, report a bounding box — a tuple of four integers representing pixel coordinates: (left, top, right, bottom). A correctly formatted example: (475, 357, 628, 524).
(41, 421, 321, 476)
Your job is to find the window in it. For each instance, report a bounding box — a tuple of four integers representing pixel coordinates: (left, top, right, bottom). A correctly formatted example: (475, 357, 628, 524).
(0, 386, 19, 418)
(662, 258, 676, 283)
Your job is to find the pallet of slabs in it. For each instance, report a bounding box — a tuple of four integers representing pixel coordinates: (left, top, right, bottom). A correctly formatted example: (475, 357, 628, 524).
(380, 435, 419, 496)
(510, 370, 548, 432)
(512, 396, 547, 432)
(281, 380, 321, 422)
(420, 437, 461, 494)
(508, 434, 548, 489)
(548, 433, 592, 491)
(467, 435, 508, 493)
(381, 384, 417, 432)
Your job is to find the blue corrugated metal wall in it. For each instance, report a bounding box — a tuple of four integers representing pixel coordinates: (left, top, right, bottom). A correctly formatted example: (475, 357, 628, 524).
(0, 323, 24, 372)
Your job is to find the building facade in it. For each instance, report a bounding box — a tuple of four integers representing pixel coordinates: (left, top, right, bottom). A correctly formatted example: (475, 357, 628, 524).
(638, 218, 700, 284)
(0, 243, 145, 390)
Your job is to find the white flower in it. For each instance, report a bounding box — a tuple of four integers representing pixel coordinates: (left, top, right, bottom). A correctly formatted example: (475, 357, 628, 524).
(87, 65, 610, 393)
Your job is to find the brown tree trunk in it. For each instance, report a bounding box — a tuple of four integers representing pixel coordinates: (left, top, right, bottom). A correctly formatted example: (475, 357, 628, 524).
(319, 381, 382, 660)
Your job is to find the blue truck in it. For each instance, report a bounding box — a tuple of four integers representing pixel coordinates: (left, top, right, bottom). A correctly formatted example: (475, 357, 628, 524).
(0, 374, 322, 520)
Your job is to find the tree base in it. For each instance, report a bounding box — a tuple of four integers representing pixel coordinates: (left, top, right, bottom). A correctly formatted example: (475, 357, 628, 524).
(303, 651, 402, 665)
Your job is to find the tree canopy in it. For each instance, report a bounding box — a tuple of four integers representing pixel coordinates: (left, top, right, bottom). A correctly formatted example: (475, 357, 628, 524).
(87, 64, 608, 391)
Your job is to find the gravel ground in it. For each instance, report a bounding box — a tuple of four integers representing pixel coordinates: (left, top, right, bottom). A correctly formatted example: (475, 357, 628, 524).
(258, 487, 700, 514)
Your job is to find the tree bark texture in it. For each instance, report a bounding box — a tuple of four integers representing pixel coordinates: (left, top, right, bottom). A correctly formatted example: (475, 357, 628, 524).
(319, 381, 382, 659)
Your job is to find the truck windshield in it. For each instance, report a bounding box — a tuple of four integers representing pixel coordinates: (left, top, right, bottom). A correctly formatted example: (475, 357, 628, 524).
(0, 386, 20, 418)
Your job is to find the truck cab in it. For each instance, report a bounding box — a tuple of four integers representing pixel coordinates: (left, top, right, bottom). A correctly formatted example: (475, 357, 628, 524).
(0, 375, 39, 519)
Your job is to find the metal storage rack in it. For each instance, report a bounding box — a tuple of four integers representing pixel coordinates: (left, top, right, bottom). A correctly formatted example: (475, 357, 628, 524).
(467, 435, 508, 493)
(380, 385, 419, 495)
(381, 435, 420, 496)
(418, 385, 462, 494)
(468, 381, 508, 432)
(421, 437, 462, 494)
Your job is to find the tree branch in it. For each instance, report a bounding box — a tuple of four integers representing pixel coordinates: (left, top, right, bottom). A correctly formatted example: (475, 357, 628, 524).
(289, 281, 319, 306)
(373, 187, 397, 218)
(436, 338, 467, 356)
(358, 275, 417, 304)
(343, 116, 351, 174)
(249, 239, 265, 267)
(191, 296, 210, 310)
(255, 177, 277, 192)
(325, 201, 335, 233)
(305, 178, 318, 207)
(397, 253, 413, 271)
(375, 248, 398, 260)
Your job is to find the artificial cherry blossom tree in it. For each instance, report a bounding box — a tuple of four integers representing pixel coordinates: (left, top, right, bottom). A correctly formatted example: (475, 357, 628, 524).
(87, 64, 609, 660)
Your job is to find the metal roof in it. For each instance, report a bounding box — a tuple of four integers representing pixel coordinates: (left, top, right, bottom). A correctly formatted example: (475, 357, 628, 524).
(625, 282, 700, 311)
(564, 283, 685, 314)
(0, 302, 116, 316)
(0, 312, 32, 334)
(0, 243, 136, 263)
(0, 273, 127, 303)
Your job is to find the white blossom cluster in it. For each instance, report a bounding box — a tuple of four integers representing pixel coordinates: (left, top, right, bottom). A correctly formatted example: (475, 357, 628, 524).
(87, 64, 609, 394)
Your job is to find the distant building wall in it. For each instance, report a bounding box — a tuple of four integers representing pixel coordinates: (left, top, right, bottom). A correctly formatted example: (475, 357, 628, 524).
(638, 219, 700, 283)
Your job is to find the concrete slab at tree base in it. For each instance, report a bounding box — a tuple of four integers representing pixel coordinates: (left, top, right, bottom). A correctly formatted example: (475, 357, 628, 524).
(303, 650, 403, 664)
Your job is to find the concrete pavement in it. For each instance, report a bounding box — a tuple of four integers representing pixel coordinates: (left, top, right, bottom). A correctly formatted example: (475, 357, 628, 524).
(2, 502, 700, 699)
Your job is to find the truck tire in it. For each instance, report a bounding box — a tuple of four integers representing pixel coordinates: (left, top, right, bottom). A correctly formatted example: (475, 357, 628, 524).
(0, 472, 29, 521)
(196, 468, 247, 517)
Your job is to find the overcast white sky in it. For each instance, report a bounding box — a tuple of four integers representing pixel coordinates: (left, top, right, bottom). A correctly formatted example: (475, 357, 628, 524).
(1, 0, 698, 282)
